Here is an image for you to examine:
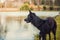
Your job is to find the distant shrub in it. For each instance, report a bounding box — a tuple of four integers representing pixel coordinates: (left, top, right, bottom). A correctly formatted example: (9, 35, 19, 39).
(20, 2, 33, 11)
(49, 6, 53, 10)
(43, 6, 46, 10)
(20, 4, 29, 10)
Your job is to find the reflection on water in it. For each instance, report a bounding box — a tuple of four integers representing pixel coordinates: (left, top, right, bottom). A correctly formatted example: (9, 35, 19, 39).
(0, 16, 39, 40)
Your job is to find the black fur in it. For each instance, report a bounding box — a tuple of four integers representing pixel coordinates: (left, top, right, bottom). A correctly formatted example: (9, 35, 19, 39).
(24, 10, 57, 40)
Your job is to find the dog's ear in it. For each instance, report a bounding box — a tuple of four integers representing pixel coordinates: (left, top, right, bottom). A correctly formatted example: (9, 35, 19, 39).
(29, 10, 32, 14)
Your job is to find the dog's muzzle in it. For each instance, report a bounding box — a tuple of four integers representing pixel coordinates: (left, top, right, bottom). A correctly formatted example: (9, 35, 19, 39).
(24, 19, 30, 23)
(24, 19, 26, 21)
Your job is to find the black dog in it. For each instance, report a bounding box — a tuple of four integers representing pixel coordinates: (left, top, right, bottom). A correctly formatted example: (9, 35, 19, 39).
(24, 10, 57, 40)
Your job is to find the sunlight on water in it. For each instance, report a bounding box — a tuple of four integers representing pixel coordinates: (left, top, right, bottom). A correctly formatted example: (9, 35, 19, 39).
(5, 19, 37, 40)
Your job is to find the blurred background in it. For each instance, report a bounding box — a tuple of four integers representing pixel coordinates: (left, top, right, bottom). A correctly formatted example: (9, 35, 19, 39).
(0, 0, 60, 11)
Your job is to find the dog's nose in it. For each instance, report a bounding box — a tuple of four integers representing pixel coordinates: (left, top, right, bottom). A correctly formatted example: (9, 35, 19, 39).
(24, 19, 26, 21)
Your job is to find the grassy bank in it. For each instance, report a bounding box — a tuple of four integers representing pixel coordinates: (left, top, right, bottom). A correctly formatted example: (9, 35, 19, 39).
(35, 16, 60, 40)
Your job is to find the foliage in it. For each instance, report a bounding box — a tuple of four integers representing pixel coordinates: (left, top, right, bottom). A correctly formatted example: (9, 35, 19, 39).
(41, 0, 45, 4)
(43, 6, 46, 10)
(34, 34, 39, 40)
(49, 6, 54, 10)
(20, 2, 33, 11)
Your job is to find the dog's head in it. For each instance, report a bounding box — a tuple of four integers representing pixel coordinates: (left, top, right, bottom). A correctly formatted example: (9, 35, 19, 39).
(24, 10, 36, 23)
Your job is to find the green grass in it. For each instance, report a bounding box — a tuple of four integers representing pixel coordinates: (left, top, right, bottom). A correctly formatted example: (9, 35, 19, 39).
(55, 16, 60, 40)
(34, 16, 60, 40)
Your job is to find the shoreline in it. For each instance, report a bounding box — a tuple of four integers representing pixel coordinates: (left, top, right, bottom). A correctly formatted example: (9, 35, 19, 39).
(0, 8, 60, 12)
(0, 8, 19, 12)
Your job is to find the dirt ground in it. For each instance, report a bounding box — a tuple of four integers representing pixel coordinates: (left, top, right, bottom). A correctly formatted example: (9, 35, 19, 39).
(0, 8, 19, 12)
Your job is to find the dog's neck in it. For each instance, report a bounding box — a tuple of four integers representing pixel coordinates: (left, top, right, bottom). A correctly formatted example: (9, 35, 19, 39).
(31, 16, 45, 30)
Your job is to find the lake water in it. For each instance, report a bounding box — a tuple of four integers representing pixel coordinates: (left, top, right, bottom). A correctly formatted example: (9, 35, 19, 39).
(0, 11, 59, 40)
(0, 11, 59, 16)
